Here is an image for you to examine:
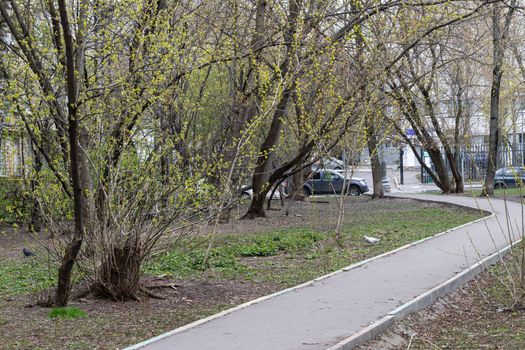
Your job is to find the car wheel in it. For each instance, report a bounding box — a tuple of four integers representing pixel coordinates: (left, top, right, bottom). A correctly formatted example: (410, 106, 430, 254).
(348, 185, 361, 196)
(494, 182, 506, 190)
(302, 187, 311, 197)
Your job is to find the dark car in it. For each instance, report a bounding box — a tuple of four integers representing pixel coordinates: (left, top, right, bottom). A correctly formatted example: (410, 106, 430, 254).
(303, 169, 368, 196)
(494, 167, 525, 189)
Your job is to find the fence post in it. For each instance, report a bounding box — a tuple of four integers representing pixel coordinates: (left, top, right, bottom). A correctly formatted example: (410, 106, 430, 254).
(420, 148, 424, 183)
(399, 148, 404, 185)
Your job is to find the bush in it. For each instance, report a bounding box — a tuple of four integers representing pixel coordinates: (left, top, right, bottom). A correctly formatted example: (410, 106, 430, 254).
(0, 177, 31, 224)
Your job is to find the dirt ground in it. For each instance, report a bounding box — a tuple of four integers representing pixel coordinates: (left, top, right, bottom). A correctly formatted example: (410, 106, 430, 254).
(0, 279, 278, 350)
(0, 196, 481, 350)
(357, 258, 525, 350)
(202, 196, 462, 235)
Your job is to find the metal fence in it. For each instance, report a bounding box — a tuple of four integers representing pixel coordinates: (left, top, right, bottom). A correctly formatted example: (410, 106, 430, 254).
(421, 144, 525, 183)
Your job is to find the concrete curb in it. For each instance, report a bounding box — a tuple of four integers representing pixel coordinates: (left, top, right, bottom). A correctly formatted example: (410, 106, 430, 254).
(124, 199, 493, 350)
(325, 315, 395, 350)
(325, 238, 522, 350)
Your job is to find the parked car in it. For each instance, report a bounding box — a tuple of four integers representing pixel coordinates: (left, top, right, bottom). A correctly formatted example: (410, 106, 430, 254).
(494, 167, 525, 189)
(303, 169, 368, 196)
(312, 157, 347, 171)
(240, 180, 289, 202)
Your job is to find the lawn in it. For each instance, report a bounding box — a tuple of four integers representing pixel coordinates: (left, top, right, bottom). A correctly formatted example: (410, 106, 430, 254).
(0, 197, 484, 350)
(466, 187, 525, 197)
(146, 206, 482, 288)
(0, 259, 56, 299)
(428, 186, 525, 198)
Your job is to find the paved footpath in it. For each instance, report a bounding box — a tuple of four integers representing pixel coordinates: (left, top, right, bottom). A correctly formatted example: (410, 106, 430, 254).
(126, 194, 523, 350)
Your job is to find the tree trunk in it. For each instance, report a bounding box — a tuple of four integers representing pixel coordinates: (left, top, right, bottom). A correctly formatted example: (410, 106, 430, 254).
(55, 0, 88, 307)
(427, 148, 452, 194)
(485, 2, 515, 196)
(216, 0, 268, 223)
(485, 82, 501, 197)
(453, 85, 464, 194)
(244, 0, 299, 219)
(218, 105, 254, 222)
(400, 129, 444, 190)
(414, 52, 463, 195)
(441, 143, 463, 194)
(95, 245, 142, 301)
(244, 87, 292, 219)
(291, 167, 306, 201)
(366, 117, 384, 199)
(243, 191, 268, 219)
(453, 166, 464, 193)
(29, 146, 43, 233)
(428, 112, 463, 194)
(55, 239, 83, 306)
(390, 78, 453, 194)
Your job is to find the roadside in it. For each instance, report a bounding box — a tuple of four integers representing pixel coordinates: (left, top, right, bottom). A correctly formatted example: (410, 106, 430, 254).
(352, 166, 484, 194)
(426, 187, 525, 205)
(0, 197, 482, 350)
(357, 245, 525, 350)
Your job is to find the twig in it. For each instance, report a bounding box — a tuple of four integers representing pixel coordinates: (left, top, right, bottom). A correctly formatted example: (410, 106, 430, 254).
(406, 332, 417, 350)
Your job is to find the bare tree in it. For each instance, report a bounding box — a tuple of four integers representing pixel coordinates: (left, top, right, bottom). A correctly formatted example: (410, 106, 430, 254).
(484, 0, 516, 196)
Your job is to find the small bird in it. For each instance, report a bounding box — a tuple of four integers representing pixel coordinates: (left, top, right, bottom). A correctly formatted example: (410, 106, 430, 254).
(364, 235, 380, 245)
(22, 248, 35, 257)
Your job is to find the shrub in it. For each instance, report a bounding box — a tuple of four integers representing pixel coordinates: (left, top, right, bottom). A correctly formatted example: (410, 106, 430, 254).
(240, 242, 279, 257)
(0, 177, 31, 224)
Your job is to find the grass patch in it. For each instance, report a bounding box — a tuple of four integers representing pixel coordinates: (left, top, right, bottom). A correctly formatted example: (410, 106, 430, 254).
(0, 258, 56, 298)
(64, 340, 93, 350)
(476, 187, 525, 197)
(428, 187, 525, 197)
(147, 207, 482, 287)
(146, 228, 323, 279)
(49, 307, 86, 320)
(238, 230, 322, 257)
(1, 204, 482, 299)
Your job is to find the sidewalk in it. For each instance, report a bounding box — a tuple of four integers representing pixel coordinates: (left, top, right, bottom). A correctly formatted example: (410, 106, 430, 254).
(126, 194, 522, 350)
(393, 182, 483, 193)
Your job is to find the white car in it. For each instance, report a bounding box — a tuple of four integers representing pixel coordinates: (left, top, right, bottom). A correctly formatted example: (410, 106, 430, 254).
(312, 157, 347, 171)
(240, 180, 289, 202)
